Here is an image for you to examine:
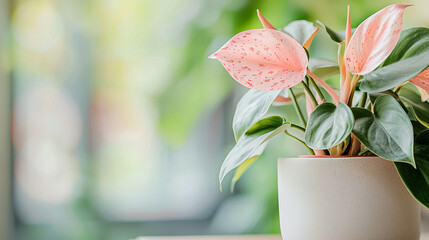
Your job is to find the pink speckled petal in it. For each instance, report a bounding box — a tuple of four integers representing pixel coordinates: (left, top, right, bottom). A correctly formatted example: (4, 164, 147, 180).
(257, 9, 276, 30)
(345, 4, 411, 75)
(410, 68, 429, 101)
(209, 29, 308, 91)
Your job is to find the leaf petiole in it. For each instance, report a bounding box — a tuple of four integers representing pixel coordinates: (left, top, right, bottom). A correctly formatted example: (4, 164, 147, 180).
(289, 88, 307, 128)
(358, 92, 368, 108)
(308, 76, 326, 101)
(301, 81, 318, 107)
(284, 131, 315, 155)
(307, 69, 340, 103)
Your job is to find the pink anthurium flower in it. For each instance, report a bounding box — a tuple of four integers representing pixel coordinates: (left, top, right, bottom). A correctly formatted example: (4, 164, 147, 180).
(410, 68, 429, 101)
(257, 9, 291, 104)
(209, 29, 308, 91)
(344, 4, 411, 75)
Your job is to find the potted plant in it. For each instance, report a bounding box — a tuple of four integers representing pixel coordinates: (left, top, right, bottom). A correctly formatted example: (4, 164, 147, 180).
(209, 4, 429, 240)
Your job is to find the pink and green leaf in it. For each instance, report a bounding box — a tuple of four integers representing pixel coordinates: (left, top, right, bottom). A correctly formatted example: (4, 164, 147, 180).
(360, 27, 429, 93)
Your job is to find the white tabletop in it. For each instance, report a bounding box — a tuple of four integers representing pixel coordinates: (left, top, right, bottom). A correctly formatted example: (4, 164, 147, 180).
(136, 233, 429, 240)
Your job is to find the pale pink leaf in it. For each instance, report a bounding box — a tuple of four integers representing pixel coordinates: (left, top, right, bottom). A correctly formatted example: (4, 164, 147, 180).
(345, 4, 411, 75)
(209, 29, 308, 91)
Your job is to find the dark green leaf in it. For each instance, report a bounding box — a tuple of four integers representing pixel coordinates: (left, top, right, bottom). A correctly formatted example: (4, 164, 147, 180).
(246, 116, 285, 135)
(305, 102, 354, 149)
(220, 117, 290, 185)
(399, 86, 429, 128)
(395, 129, 429, 208)
(368, 90, 399, 104)
(360, 52, 429, 92)
(384, 27, 429, 65)
(412, 120, 427, 136)
(233, 89, 281, 141)
(352, 95, 415, 167)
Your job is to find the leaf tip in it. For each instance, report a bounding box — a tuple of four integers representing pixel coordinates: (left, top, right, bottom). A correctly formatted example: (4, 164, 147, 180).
(230, 179, 237, 193)
(397, 4, 413, 8)
(257, 9, 276, 30)
(208, 53, 217, 59)
(411, 156, 417, 169)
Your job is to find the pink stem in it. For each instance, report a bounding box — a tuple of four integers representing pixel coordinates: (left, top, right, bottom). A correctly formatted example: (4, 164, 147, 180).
(341, 6, 352, 104)
(307, 70, 340, 104)
(314, 149, 326, 156)
(340, 72, 351, 103)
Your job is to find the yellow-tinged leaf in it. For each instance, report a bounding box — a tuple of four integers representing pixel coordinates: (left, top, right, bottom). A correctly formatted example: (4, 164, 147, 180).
(230, 156, 259, 192)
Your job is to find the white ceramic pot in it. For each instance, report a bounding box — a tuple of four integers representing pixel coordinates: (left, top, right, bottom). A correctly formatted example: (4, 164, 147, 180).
(277, 156, 420, 240)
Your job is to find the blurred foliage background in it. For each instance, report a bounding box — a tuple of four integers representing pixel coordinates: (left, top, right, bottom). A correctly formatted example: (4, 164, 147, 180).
(0, 0, 428, 239)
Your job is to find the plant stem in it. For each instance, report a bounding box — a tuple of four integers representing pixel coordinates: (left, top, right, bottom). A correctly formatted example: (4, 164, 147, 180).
(289, 88, 307, 128)
(308, 76, 326, 101)
(348, 133, 361, 156)
(358, 148, 371, 156)
(290, 124, 305, 132)
(284, 131, 315, 155)
(358, 92, 367, 108)
(307, 70, 340, 103)
(348, 74, 360, 106)
(301, 81, 318, 107)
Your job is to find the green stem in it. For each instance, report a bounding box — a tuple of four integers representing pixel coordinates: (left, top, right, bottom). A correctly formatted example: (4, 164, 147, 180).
(291, 124, 305, 132)
(308, 76, 326, 101)
(289, 88, 307, 128)
(301, 81, 318, 108)
(365, 100, 372, 110)
(358, 92, 367, 108)
(284, 131, 315, 155)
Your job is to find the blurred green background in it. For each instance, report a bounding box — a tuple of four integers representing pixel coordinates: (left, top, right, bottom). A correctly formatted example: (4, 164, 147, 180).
(0, 0, 428, 239)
